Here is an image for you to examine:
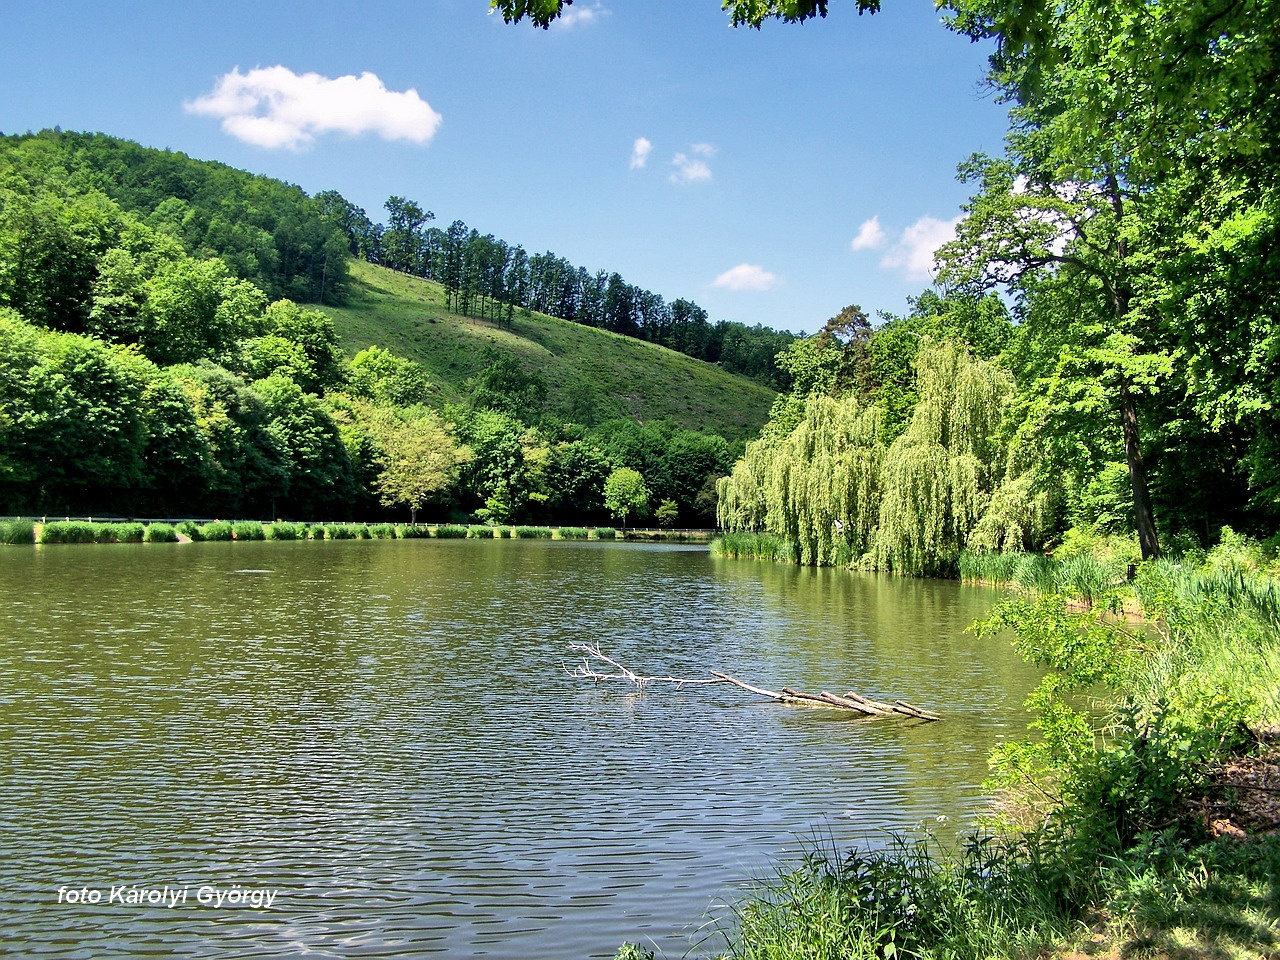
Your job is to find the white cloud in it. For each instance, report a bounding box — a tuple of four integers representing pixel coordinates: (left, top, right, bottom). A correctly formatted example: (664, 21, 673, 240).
(555, 1, 606, 27)
(712, 263, 780, 292)
(850, 216, 886, 252)
(670, 149, 713, 184)
(186, 66, 442, 150)
(880, 215, 962, 281)
(691, 142, 716, 158)
(630, 137, 652, 170)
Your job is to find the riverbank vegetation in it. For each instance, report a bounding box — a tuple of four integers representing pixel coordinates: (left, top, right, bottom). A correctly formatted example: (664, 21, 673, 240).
(0, 134, 763, 526)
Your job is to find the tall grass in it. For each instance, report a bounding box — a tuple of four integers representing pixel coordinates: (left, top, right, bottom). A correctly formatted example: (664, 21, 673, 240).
(557, 527, 590, 540)
(369, 523, 397, 539)
(265, 522, 305, 541)
(468, 525, 494, 538)
(0, 519, 34, 545)
(143, 522, 179, 543)
(308, 524, 326, 540)
(593, 527, 616, 540)
(514, 526, 552, 539)
(232, 521, 265, 541)
(722, 835, 1070, 960)
(433, 524, 469, 539)
(398, 524, 431, 539)
(38, 521, 145, 544)
(200, 520, 233, 541)
(712, 532, 797, 563)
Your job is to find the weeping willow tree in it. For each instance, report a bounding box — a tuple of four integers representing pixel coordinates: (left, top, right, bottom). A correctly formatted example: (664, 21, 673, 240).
(874, 341, 1016, 575)
(719, 339, 1051, 573)
(719, 395, 884, 565)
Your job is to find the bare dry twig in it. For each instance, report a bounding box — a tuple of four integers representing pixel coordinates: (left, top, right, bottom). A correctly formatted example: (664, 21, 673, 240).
(565, 643, 940, 720)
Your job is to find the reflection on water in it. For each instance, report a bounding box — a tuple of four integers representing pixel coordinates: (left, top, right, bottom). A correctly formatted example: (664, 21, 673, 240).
(0, 540, 1037, 958)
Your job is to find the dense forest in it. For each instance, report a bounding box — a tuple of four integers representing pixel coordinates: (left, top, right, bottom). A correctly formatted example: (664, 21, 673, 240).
(0, 130, 796, 389)
(0, 136, 737, 524)
(709, 0, 1280, 570)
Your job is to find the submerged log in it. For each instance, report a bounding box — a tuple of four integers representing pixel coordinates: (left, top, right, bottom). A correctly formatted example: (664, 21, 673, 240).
(567, 644, 939, 721)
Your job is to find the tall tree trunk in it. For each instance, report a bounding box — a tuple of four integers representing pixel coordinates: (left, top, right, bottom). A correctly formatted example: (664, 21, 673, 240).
(1119, 377, 1160, 560)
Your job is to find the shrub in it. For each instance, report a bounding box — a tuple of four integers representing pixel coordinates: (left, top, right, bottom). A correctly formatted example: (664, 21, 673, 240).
(558, 527, 590, 540)
(176, 520, 203, 541)
(399, 524, 431, 539)
(514, 526, 552, 539)
(497, 526, 512, 538)
(0, 519, 34, 545)
(39, 521, 95, 544)
(468, 525, 494, 538)
(355, 524, 372, 539)
(434, 524, 469, 539)
(101, 522, 145, 543)
(327, 524, 356, 539)
(265, 522, 304, 541)
(199, 521, 233, 541)
(593, 527, 617, 540)
(143, 522, 179, 543)
(232, 521, 265, 541)
(369, 523, 397, 539)
(308, 524, 326, 540)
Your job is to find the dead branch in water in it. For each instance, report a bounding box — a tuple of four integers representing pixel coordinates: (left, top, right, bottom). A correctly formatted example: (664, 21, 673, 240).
(565, 643, 940, 721)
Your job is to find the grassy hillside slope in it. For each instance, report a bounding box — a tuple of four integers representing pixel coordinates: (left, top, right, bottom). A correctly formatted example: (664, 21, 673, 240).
(318, 260, 777, 439)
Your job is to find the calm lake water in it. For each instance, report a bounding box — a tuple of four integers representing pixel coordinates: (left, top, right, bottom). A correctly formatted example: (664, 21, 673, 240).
(0, 540, 1038, 959)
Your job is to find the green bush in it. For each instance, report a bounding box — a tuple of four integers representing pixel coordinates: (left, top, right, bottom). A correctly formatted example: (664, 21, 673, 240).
(514, 526, 552, 539)
(593, 527, 617, 540)
(143, 522, 179, 543)
(200, 521, 233, 541)
(399, 524, 431, 538)
(0, 519, 35, 545)
(369, 523, 397, 539)
(307, 524, 326, 540)
(232, 521, 265, 541)
(39, 521, 96, 544)
(468, 525, 494, 538)
(176, 520, 203, 541)
(102, 522, 145, 543)
(497, 526, 512, 538)
(434, 524, 469, 539)
(326, 524, 356, 539)
(558, 527, 590, 540)
(265, 522, 304, 541)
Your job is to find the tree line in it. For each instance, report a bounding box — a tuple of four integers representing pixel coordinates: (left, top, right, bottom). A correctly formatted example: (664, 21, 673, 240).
(0, 130, 795, 390)
(0, 156, 735, 524)
(316, 192, 797, 387)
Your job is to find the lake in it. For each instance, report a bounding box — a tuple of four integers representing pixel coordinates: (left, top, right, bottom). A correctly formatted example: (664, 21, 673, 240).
(0, 539, 1038, 958)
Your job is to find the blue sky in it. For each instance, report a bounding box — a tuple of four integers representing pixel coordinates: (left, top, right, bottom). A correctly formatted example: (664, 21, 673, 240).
(2, 0, 1009, 334)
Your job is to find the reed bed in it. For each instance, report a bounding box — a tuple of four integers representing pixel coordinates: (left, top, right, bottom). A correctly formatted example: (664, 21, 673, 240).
(557, 527, 590, 540)
(712, 531, 797, 563)
(232, 521, 265, 541)
(0, 519, 35, 545)
(433, 524, 469, 539)
(513, 526, 553, 539)
(468, 525, 494, 538)
(265, 522, 305, 541)
(143, 522, 178, 543)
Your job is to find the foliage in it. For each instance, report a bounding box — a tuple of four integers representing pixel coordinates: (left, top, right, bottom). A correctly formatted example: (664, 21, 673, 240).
(199, 521, 233, 541)
(467, 524, 494, 538)
(593, 527, 616, 540)
(265, 521, 305, 540)
(433, 524, 469, 539)
(603, 467, 649, 528)
(143, 522, 178, 543)
(232, 520, 264, 541)
(0, 519, 34, 544)
(513, 526, 552, 539)
(557, 526, 590, 539)
(711, 532, 797, 563)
